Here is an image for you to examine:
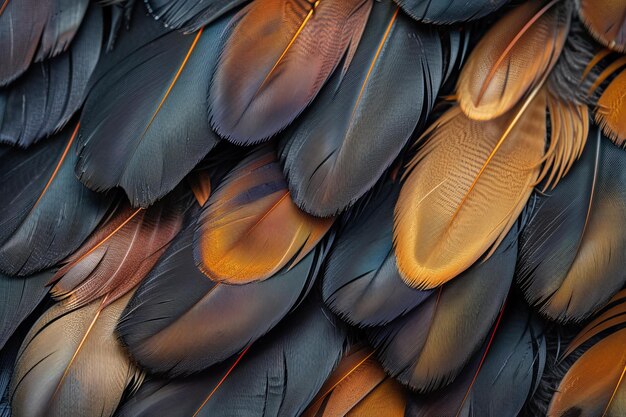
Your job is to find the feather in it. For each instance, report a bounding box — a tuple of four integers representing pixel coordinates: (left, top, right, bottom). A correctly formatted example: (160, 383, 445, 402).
(0, 0, 89, 86)
(394, 92, 545, 289)
(323, 182, 432, 327)
(279, 0, 448, 216)
(9, 293, 143, 417)
(407, 302, 546, 417)
(548, 290, 626, 417)
(209, 0, 372, 145)
(578, 0, 626, 53)
(392, 0, 509, 24)
(188, 170, 212, 206)
(596, 69, 626, 146)
(0, 6, 101, 148)
(116, 297, 346, 417)
(517, 129, 626, 322)
(0, 329, 24, 417)
(145, 0, 249, 33)
(457, 0, 570, 121)
(194, 146, 333, 284)
(367, 225, 517, 392)
(0, 124, 112, 276)
(77, 2, 222, 208)
(0, 270, 52, 349)
(117, 220, 329, 375)
(49, 193, 189, 310)
(302, 346, 407, 417)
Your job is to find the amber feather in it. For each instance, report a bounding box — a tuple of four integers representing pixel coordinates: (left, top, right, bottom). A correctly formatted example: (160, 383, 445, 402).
(579, 0, 626, 53)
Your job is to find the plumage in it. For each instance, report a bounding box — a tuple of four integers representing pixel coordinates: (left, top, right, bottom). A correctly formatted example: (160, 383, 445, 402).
(596, 69, 626, 146)
(49, 194, 189, 310)
(548, 290, 626, 417)
(117, 220, 328, 375)
(578, 0, 626, 53)
(0, 270, 52, 349)
(0, 0, 89, 86)
(407, 302, 546, 417)
(302, 346, 407, 417)
(279, 0, 448, 216)
(517, 129, 626, 322)
(0, 124, 112, 276)
(392, 0, 509, 24)
(367, 224, 517, 392)
(10, 293, 143, 417)
(77, 2, 222, 207)
(457, 0, 570, 121)
(145, 0, 249, 32)
(394, 93, 545, 289)
(194, 146, 333, 284)
(116, 298, 346, 417)
(323, 182, 432, 327)
(0, 6, 102, 148)
(209, 0, 372, 144)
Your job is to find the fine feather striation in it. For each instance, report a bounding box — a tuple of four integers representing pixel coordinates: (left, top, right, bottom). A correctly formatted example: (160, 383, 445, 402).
(145, 0, 249, 33)
(0, 5, 102, 148)
(392, 0, 509, 24)
(578, 0, 626, 53)
(279, 0, 449, 217)
(77, 1, 223, 207)
(117, 217, 330, 376)
(209, 0, 372, 144)
(116, 297, 347, 417)
(0, 124, 112, 276)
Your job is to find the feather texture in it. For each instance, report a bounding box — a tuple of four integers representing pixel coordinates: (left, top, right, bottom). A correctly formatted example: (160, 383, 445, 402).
(118, 220, 328, 375)
(49, 194, 188, 310)
(368, 225, 517, 392)
(116, 298, 346, 417)
(457, 0, 569, 121)
(0, 6, 101, 147)
(0, 0, 89, 86)
(407, 302, 546, 417)
(209, 0, 372, 144)
(10, 293, 143, 417)
(323, 182, 431, 327)
(517, 129, 626, 322)
(579, 0, 626, 53)
(77, 2, 222, 207)
(596, 69, 626, 146)
(0, 270, 52, 349)
(302, 346, 407, 417)
(279, 0, 447, 216)
(394, 93, 545, 289)
(0, 124, 111, 276)
(194, 146, 333, 284)
(392, 0, 509, 24)
(145, 0, 249, 32)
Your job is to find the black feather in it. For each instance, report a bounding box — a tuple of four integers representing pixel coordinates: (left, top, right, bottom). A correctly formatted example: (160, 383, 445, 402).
(77, 2, 222, 207)
(116, 297, 347, 417)
(393, 0, 509, 24)
(0, 125, 112, 276)
(144, 0, 249, 33)
(280, 0, 448, 216)
(517, 128, 626, 322)
(117, 219, 329, 376)
(0, 6, 102, 147)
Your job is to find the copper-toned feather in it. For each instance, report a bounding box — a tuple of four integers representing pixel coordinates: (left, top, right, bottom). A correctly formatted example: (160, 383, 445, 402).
(537, 92, 589, 190)
(303, 347, 407, 417)
(394, 91, 545, 289)
(209, 0, 372, 144)
(188, 170, 212, 206)
(10, 293, 143, 417)
(579, 0, 626, 53)
(596, 69, 626, 146)
(457, 0, 569, 121)
(194, 146, 333, 283)
(49, 195, 188, 309)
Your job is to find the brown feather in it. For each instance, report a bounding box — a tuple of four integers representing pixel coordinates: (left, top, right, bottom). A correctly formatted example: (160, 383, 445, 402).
(188, 170, 212, 206)
(457, 0, 569, 121)
(394, 90, 546, 289)
(596, 69, 626, 147)
(579, 0, 626, 53)
(195, 146, 333, 284)
(209, 0, 372, 144)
